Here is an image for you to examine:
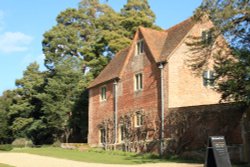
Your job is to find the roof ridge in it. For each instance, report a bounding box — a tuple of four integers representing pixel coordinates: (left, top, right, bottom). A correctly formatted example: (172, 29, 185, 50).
(165, 17, 193, 32)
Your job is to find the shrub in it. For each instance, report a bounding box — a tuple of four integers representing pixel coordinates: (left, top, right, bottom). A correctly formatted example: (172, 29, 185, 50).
(52, 140, 61, 147)
(0, 144, 13, 151)
(12, 138, 33, 148)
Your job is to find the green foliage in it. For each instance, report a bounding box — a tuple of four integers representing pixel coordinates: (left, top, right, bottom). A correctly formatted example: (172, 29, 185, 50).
(214, 49, 250, 105)
(0, 0, 158, 145)
(0, 144, 13, 151)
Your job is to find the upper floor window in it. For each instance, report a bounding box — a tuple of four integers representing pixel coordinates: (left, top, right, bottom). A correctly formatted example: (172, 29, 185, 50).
(135, 73, 143, 91)
(100, 86, 107, 101)
(202, 30, 212, 45)
(136, 40, 144, 56)
(203, 70, 215, 87)
(135, 112, 143, 127)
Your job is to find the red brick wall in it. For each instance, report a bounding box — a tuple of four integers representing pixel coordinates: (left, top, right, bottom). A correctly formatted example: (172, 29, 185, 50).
(88, 81, 115, 146)
(88, 32, 161, 146)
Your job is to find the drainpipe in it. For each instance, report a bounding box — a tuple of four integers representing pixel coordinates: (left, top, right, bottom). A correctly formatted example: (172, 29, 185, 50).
(158, 63, 165, 158)
(113, 79, 118, 149)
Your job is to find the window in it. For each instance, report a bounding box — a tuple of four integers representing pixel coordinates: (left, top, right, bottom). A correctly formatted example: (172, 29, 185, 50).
(203, 70, 215, 87)
(100, 86, 107, 101)
(100, 128, 106, 144)
(135, 73, 143, 91)
(136, 40, 144, 55)
(135, 112, 143, 127)
(202, 30, 212, 45)
(120, 125, 126, 142)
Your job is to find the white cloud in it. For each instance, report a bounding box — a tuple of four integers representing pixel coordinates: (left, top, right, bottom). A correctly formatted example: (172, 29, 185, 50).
(0, 32, 33, 53)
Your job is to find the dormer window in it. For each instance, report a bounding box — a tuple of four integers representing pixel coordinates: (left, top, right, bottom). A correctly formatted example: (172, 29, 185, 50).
(100, 86, 107, 101)
(136, 39, 144, 56)
(202, 30, 212, 45)
(203, 70, 215, 87)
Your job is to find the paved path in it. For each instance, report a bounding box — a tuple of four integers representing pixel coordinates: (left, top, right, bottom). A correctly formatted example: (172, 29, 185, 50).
(0, 153, 203, 167)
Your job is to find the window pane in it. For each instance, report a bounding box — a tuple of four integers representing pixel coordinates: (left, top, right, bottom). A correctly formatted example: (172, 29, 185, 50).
(101, 87, 106, 100)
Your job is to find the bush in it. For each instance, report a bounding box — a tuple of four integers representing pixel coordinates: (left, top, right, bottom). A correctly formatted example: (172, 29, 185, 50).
(12, 138, 33, 148)
(52, 140, 61, 147)
(0, 144, 13, 151)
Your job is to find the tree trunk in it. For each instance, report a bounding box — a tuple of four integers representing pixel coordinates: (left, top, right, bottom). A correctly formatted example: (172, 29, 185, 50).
(242, 108, 250, 163)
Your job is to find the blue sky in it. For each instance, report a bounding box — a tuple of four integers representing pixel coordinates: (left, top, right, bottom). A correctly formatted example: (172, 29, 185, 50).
(0, 0, 201, 95)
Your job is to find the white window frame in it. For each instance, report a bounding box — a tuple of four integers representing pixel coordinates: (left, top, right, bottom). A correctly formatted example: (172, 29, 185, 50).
(119, 124, 126, 143)
(135, 112, 143, 127)
(203, 70, 215, 87)
(134, 73, 143, 91)
(201, 29, 212, 44)
(100, 86, 107, 101)
(135, 39, 144, 56)
(99, 128, 106, 144)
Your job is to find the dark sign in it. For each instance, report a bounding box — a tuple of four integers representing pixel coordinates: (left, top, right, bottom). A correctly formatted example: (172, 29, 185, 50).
(205, 136, 232, 167)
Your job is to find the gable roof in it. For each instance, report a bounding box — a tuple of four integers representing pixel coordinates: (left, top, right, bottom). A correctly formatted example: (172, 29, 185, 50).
(160, 18, 194, 61)
(89, 18, 195, 89)
(139, 18, 194, 62)
(88, 47, 130, 88)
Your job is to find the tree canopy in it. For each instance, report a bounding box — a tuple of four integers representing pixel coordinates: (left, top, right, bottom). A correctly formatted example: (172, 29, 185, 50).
(0, 0, 158, 145)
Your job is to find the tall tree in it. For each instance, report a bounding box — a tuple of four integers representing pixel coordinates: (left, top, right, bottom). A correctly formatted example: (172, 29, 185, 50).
(120, 0, 159, 38)
(7, 63, 54, 145)
(38, 57, 87, 142)
(0, 90, 15, 143)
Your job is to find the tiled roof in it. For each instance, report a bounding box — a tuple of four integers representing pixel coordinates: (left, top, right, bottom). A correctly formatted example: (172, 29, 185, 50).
(139, 27, 168, 62)
(88, 47, 130, 88)
(160, 18, 194, 61)
(88, 18, 194, 88)
(139, 18, 194, 62)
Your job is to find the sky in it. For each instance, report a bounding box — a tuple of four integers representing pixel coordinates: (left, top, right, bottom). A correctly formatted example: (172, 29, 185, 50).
(0, 0, 202, 95)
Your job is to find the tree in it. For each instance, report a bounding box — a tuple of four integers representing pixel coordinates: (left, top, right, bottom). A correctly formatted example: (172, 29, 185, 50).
(120, 0, 159, 38)
(0, 90, 15, 143)
(7, 63, 55, 145)
(38, 57, 87, 143)
(41, 0, 159, 143)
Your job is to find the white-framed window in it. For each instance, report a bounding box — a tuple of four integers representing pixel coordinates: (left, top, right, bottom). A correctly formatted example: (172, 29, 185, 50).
(120, 125, 126, 142)
(136, 39, 144, 56)
(203, 70, 215, 87)
(135, 112, 143, 127)
(100, 86, 107, 101)
(202, 30, 212, 45)
(99, 128, 106, 144)
(135, 73, 143, 91)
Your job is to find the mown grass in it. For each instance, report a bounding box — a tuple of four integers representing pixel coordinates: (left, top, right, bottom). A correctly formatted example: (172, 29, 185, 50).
(12, 147, 166, 164)
(10, 146, 249, 166)
(0, 163, 14, 167)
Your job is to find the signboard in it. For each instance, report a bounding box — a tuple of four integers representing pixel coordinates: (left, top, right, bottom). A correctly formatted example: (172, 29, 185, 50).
(205, 136, 232, 167)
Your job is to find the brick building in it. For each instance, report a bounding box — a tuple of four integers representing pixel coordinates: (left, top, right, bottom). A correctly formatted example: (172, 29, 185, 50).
(87, 17, 243, 153)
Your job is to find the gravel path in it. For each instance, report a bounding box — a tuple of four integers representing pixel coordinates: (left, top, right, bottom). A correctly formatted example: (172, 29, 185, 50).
(0, 153, 203, 167)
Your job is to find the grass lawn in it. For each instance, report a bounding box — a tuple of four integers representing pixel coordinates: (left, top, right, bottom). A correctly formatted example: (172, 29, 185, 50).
(12, 147, 166, 164)
(0, 163, 14, 167)
(10, 147, 250, 166)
